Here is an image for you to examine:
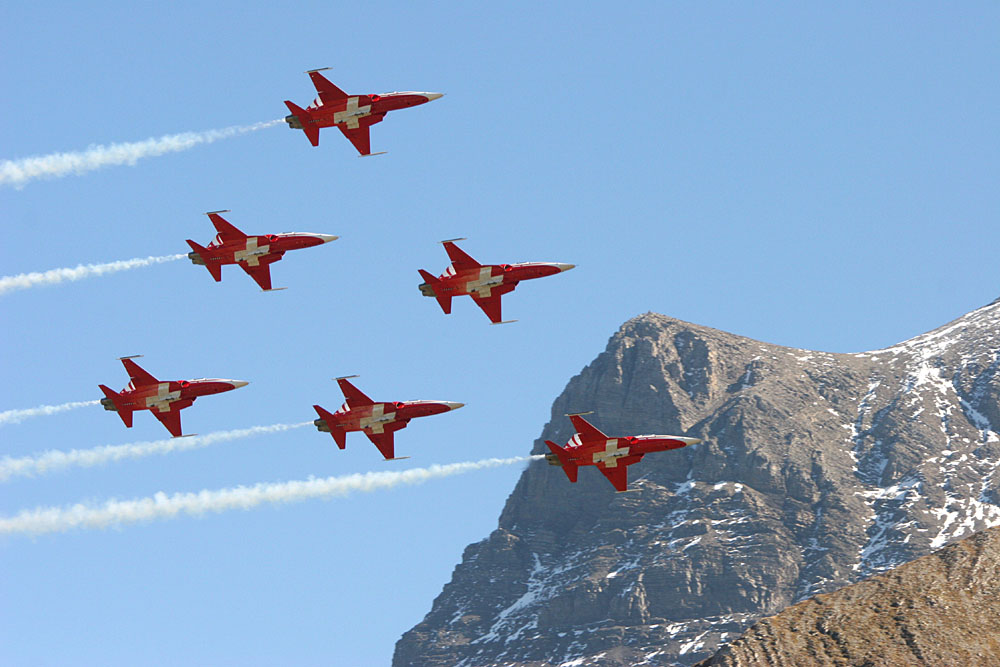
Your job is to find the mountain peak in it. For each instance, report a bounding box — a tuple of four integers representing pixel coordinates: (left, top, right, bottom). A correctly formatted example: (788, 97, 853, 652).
(395, 303, 1000, 667)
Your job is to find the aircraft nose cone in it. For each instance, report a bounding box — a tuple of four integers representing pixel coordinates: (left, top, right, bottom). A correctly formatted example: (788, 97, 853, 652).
(424, 92, 444, 102)
(230, 380, 250, 389)
(555, 263, 575, 272)
(446, 402, 464, 411)
(318, 234, 339, 244)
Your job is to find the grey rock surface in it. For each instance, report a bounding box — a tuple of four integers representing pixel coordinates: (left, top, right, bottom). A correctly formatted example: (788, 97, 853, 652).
(394, 298, 1000, 667)
(693, 524, 1000, 667)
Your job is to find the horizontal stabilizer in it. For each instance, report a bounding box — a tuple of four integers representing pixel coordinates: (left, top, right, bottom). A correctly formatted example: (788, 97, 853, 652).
(186, 240, 222, 281)
(99, 384, 133, 428)
(313, 404, 346, 449)
(545, 440, 578, 483)
(418, 269, 452, 314)
(284, 101, 320, 146)
(360, 151, 387, 157)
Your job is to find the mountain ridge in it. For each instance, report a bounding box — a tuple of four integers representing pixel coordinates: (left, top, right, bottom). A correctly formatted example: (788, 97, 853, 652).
(694, 524, 1000, 666)
(395, 297, 1000, 666)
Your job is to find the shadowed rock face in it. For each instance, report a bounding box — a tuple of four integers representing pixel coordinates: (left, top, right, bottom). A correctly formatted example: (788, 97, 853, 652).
(694, 525, 1000, 667)
(394, 299, 1000, 667)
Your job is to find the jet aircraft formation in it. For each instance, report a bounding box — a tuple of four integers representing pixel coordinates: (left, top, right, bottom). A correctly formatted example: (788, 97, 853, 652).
(86, 69, 702, 491)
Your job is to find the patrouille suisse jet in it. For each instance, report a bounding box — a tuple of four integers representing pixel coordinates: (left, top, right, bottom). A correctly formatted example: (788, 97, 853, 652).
(545, 413, 701, 492)
(186, 210, 337, 291)
(98, 356, 248, 438)
(312, 376, 463, 460)
(418, 239, 574, 324)
(283, 68, 442, 156)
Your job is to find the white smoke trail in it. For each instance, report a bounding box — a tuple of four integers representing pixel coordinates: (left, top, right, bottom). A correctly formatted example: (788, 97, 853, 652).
(0, 422, 312, 483)
(0, 400, 100, 426)
(0, 456, 544, 535)
(0, 253, 188, 296)
(0, 120, 282, 188)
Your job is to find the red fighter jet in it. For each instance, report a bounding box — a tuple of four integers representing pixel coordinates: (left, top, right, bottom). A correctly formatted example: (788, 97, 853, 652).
(545, 413, 701, 492)
(418, 239, 575, 324)
(312, 376, 463, 460)
(283, 68, 442, 156)
(186, 210, 338, 292)
(98, 356, 248, 437)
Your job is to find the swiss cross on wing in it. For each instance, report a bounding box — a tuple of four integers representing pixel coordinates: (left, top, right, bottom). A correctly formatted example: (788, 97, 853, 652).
(591, 439, 631, 468)
(465, 267, 501, 298)
(360, 403, 396, 434)
(234, 238, 269, 266)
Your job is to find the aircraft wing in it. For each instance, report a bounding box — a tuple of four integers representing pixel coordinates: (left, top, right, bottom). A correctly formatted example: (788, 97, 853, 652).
(597, 463, 629, 492)
(569, 414, 610, 444)
(151, 407, 183, 437)
(470, 283, 516, 324)
(207, 212, 247, 242)
(363, 421, 408, 460)
(237, 258, 277, 291)
(442, 241, 481, 271)
(336, 377, 375, 408)
(121, 358, 158, 387)
(308, 70, 349, 105)
(471, 292, 504, 324)
(338, 114, 385, 156)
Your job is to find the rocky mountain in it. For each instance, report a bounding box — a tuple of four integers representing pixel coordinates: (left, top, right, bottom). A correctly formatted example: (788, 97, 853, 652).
(694, 524, 1000, 666)
(394, 298, 1000, 667)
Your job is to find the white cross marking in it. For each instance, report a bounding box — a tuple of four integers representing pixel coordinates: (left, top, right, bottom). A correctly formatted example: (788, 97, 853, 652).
(335, 97, 371, 129)
(360, 403, 396, 433)
(146, 383, 180, 412)
(234, 238, 270, 267)
(465, 267, 502, 297)
(592, 439, 630, 468)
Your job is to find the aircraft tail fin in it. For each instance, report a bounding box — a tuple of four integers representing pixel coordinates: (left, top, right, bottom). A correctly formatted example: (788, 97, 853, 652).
(545, 440, 578, 483)
(418, 269, 452, 314)
(98, 384, 133, 428)
(284, 101, 320, 146)
(186, 240, 223, 282)
(313, 404, 346, 449)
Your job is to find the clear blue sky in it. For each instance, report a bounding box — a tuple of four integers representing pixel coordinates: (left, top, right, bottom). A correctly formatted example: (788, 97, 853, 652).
(2, 3, 997, 664)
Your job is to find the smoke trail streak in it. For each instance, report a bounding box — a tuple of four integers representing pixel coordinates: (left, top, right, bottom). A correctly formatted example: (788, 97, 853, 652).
(0, 120, 282, 188)
(0, 422, 312, 483)
(0, 400, 100, 426)
(0, 456, 544, 535)
(0, 253, 188, 296)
